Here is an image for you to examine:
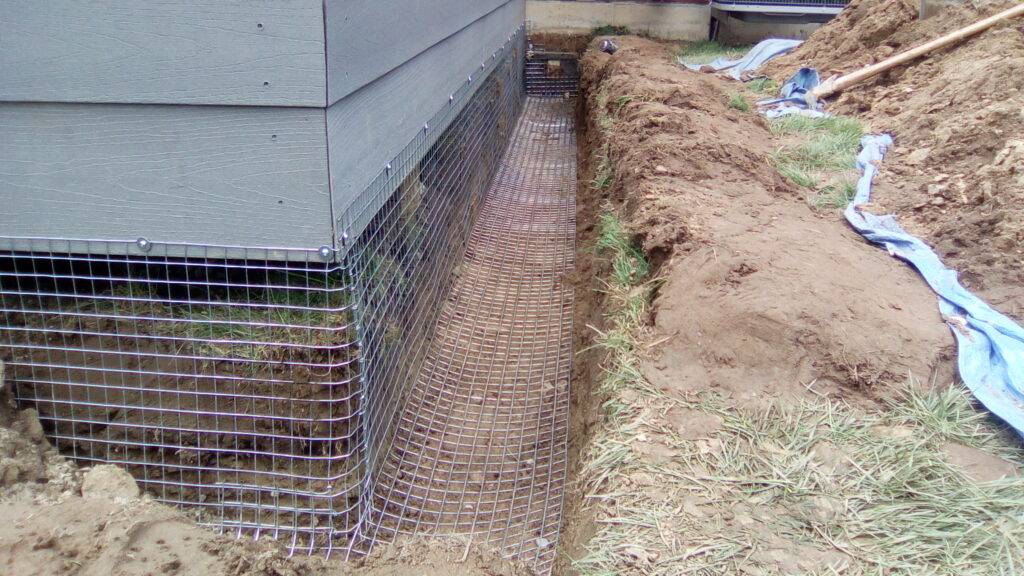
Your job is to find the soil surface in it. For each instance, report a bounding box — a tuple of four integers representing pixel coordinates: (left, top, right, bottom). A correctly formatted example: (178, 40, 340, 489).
(560, 34, 969, 574)
(5, 5, 1020, 572)
(582, 36, 953, 408)
(765, 0, 1024, 320)
(0, 365, 532, 576)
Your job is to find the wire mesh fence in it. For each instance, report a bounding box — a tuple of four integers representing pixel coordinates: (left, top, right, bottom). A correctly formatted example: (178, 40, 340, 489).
(526, 49, 580, 98)
(0, 243, 360, 552)
(345, 26, 527, 539)
(358, 96, 576, 575)
(0, 25, 527, 555)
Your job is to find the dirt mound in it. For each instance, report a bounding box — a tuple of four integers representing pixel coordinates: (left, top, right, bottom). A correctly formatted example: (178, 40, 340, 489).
(579, 36, 953, 406)
(765, 0, 1024, 319)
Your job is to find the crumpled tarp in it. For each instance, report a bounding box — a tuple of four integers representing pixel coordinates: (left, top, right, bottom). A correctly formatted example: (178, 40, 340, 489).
(847, 136, 1024, 436)
(758, 68, 828, 117)
(682, 38, 803, 79)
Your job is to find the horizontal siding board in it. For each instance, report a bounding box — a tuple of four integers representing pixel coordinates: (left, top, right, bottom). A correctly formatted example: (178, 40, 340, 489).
(327, 0, 524, 235)
(0, 103, 333, 252)
(324, 0, 509, 106)
(0, 0, 327, 107)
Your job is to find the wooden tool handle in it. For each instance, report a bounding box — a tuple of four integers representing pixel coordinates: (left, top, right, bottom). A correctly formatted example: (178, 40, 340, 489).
(813, 2, 1024, 99)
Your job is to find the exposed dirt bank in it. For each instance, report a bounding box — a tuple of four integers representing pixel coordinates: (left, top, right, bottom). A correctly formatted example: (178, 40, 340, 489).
(765, 0, 1024, 320)
(583, 36, 952, 407)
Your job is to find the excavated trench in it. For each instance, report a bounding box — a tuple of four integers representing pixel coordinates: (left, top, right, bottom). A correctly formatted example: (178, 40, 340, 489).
(361, 94, 578, 574)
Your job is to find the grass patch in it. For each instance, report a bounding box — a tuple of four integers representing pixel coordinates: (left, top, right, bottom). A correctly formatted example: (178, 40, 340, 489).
(776, 161, 819, 189)
(575, 373, 1024, 575)
(591, 157, 615, 191)
(727, 91, 750, 112)
(771, 115, 865, 209)
(612, 94, 637, 117)
(592, 24, 631, 36)
(673, 40, 748, 65)
(596, 213, 651, 286)
(810, 178, 858, 209)
(590, 81, 619, 193)
(44, 271, 352, 362)
(746, 76, 777, 96)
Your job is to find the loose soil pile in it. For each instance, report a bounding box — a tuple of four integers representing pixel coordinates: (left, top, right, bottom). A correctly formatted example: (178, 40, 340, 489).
(765, 0, 1024, 319)
(580, 36, 952, 408)
(0, 367, 534, 575)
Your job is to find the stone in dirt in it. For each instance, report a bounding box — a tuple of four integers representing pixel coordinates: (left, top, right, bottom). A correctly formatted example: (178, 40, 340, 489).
(941, 441, 1019, 483)
(81, 464, 141, 499)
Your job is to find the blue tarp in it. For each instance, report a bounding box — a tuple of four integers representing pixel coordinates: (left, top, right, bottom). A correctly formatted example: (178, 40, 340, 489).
(691, 40, 1024, 435)
(848, 136, 1024, 436)
(682, 38, 803, 79)
(758, 68, 827, 117)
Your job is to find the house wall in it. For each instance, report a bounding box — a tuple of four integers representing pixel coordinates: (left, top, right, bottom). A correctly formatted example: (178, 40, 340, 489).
(327, 0, 526, 240)
(0, 104, 331, 254)
(0, 0, 328, 107)
(0, 0, 526, 257)
(712, 10, 827, 44)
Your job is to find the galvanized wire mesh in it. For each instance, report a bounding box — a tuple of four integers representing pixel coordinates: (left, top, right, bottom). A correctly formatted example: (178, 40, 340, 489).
(0, 243, 359, 552)
(0, 26, 528, 555)
(0, 25, 574, 571)
(526, 47, 580, 97)
(357, 96, 576, 575)
(345, 26, 527, 526)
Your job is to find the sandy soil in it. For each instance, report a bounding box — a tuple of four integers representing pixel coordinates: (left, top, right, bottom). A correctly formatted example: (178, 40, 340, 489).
(765, 0, 1024, 320)
(558, 33, 985, 574)
(0, 364, 533, 576)
(581, 36, 954, 407)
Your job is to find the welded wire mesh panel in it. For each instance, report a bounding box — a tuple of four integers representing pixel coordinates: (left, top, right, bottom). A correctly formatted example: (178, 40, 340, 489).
(0, 241, 359, 552)
(359, 97, 575, 575)
(344, 28, 527, 526)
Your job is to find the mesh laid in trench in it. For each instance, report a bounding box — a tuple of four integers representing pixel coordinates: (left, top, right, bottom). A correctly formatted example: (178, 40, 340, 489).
(357, 97, 575, 573)
(0, 32, 525, 555)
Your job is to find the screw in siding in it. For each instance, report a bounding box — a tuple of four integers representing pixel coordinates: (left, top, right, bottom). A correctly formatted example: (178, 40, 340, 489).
(135, 237, 153, 253)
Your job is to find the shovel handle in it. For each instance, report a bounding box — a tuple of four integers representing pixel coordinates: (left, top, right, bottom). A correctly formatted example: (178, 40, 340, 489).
(812, 2, 1024, 99)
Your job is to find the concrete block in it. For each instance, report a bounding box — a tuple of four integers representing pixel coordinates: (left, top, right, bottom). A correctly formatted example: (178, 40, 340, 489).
(527, 0, 710, 40)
